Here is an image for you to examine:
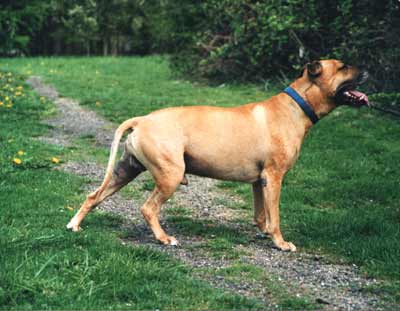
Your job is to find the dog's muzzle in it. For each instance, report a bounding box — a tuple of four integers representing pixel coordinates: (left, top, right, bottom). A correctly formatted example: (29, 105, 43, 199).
(334, 70, 369, 107)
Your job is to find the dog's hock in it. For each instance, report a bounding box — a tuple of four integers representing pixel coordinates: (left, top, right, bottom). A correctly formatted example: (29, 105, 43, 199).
(260, 170, 268, 187)
(260, 177, 267, 187)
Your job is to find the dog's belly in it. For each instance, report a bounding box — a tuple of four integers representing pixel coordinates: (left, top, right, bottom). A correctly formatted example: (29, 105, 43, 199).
(184, 151, 262, 183)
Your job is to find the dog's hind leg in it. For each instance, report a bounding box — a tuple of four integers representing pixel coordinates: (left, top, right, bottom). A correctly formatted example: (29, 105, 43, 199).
(67, 152, 145, 232)
(140, 164, 184, 246)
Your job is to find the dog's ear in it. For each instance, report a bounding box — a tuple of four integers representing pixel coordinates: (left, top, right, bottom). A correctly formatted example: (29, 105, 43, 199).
(306, 61, 322, 79)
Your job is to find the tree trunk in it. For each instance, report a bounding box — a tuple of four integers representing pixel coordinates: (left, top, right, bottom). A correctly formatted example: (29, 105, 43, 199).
(54, 37, 61, 55)
(111, 35, 118, 56)
(86, 41, 91, 56)
(103, 38, 108, 56)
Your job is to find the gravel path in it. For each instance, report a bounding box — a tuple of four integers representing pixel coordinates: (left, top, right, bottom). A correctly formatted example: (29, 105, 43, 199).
(27, 76, 114, 146)
(29, 76, 386, 310)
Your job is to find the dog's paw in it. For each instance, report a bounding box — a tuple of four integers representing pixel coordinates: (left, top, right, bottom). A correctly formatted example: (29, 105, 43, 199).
(66, 221, 82, 232)
(277, 241, 297, 252)
(169, 237, 179, 247)
(160, 235, 180, 247)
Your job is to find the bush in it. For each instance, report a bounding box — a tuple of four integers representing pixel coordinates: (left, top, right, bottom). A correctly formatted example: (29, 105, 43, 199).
(170, 0, 400, 92)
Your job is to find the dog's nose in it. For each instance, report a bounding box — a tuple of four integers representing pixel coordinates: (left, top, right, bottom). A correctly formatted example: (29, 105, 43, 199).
(357, 68, 369, 84)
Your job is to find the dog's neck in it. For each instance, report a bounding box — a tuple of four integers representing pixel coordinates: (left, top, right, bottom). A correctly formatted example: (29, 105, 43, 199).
(274, 78, 336, 132)
(290, 78, 337, 120)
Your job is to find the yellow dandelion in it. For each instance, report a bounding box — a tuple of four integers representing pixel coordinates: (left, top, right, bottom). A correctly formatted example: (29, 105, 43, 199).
(0, 101, 3, 106)
(15, 91, 22, 96)
(51, 157, 60, 164)
(40, 96, 45, 101)
(95, 101, 101, 106)
(6, 103, 12, 108)
(13, 158, 22, 165)
(65, 206, 74, 211)
(5, 96, 9, 101)
(17, 86, 23, 90)
(17, 150, 24, 156)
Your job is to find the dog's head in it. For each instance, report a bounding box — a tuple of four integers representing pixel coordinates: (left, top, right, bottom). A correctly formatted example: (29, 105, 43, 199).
(298, 60, 369, 113)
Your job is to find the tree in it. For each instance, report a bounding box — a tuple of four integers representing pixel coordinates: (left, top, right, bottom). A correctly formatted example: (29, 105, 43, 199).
(0, 0, 50, 55)
(62, 0, 98, 55)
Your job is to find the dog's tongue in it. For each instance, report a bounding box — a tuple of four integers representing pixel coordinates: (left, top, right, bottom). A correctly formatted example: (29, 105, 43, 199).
(347, 90, 369, 106)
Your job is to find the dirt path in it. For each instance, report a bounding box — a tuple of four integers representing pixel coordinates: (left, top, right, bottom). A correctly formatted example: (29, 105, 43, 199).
(28, 76, 385, 310)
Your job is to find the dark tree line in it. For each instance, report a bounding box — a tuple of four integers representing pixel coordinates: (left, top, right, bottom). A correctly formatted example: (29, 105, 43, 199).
(1, 0, 399, 91)
(0, 0, 191, 56)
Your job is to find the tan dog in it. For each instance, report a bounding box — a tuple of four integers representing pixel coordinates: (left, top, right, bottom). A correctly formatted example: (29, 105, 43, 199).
(67, 59, 369, 251)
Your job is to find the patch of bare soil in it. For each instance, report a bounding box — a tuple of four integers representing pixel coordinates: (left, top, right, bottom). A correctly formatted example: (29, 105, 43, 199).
(30, 76, 385, 310)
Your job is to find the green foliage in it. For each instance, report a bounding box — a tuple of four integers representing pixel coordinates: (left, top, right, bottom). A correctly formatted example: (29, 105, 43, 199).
(0, 0, 204, 57)
(62, 1, 98, 49)
(0, 1, 50, 55)
(370, 93, 400, 112)
(170, 0, 400, 91)
(1, 1, 399, 91)
(142, 0, 205, 53)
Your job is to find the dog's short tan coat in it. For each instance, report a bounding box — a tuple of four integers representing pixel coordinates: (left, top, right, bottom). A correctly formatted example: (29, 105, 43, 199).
(67, 59, 365, 251)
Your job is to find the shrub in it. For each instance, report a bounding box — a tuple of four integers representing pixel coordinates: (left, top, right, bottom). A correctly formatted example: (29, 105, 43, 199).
(170, 0, 400, 92)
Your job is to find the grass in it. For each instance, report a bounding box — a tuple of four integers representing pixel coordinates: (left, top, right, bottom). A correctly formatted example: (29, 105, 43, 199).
(0, 56, 271, 122)
(198, 264, 315, 310)
(1, 55, 399, 307)
(0, 69, 266, 310)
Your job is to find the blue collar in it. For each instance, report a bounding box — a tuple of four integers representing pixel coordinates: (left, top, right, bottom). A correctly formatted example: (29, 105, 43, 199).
(283, 86, 319, 124)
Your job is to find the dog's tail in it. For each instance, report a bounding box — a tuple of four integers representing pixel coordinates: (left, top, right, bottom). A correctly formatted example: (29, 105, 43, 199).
(93, 117, 140, 198)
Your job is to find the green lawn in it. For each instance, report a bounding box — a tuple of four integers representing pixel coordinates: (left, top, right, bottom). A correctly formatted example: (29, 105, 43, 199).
(1, 56, 270, 122)
(0, 68, 265, 310)
(1, 56, 399, 307)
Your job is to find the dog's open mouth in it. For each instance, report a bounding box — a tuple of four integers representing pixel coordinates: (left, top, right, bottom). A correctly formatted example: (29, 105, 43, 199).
(341, 89, 369, 107)
(335, 70, 369, 107)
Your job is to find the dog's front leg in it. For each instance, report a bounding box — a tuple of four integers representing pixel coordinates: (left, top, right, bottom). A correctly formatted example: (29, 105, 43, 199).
(262, 169, 297, 252)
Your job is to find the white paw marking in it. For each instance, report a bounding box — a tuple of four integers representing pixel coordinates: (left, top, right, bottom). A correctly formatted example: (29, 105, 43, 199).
(66, 219, 81, 232)
(289, 242, 297, 252)
(170, 239, 179, 246)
